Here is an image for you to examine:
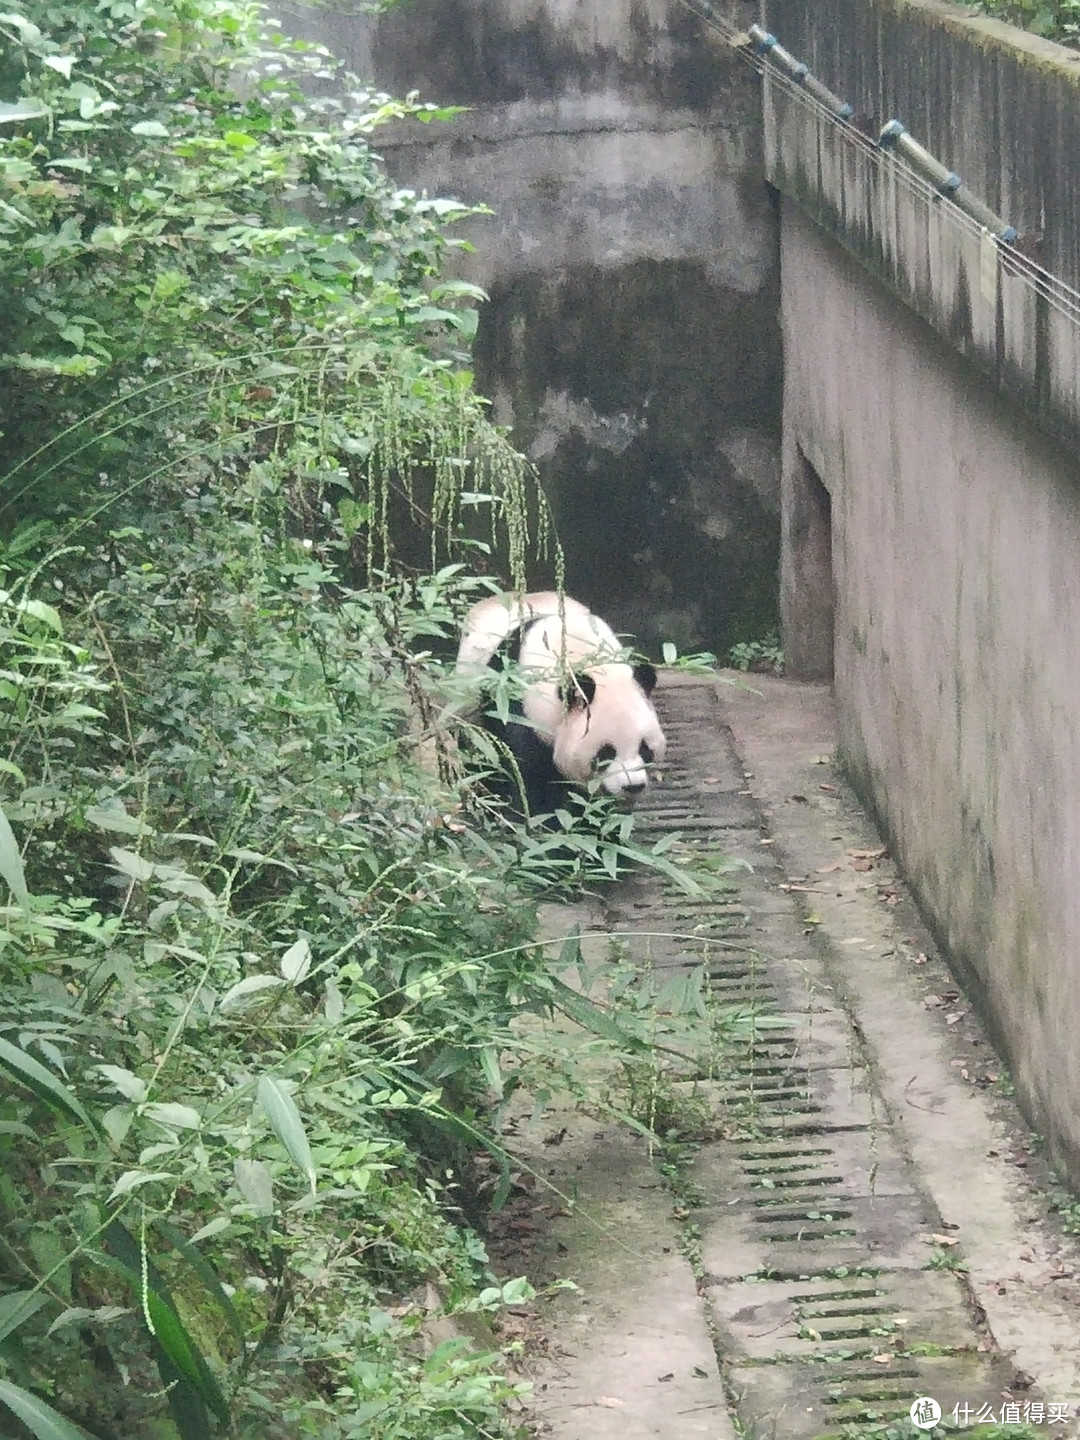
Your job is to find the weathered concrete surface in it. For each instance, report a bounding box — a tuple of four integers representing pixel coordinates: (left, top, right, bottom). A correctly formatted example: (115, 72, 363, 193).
(762, 0, 1080, 449)
(717, 671, 1080, 1419)
(284, 0, 781, 652)
(507, 899, 737, 1440)
(779, 195, 1080, 1191)
(518, 1117, 735, 1439)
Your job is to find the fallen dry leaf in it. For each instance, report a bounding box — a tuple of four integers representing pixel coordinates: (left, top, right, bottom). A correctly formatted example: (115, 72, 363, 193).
(872, 1353, 892, 1364)
(596, 1397, 625, 1408)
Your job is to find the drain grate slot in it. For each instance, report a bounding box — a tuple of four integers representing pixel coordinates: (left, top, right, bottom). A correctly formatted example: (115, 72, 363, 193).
(750, 1176, 844, 1191)
(758, 1228, 859, 1242)
(738, 1147, 836, 1162)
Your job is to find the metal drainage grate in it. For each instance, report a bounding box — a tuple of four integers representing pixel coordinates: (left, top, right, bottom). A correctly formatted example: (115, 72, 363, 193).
(610, 681, 1034, 1438)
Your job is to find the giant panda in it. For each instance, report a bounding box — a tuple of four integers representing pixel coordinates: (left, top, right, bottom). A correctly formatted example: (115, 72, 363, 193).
(455, 591, 667, 818)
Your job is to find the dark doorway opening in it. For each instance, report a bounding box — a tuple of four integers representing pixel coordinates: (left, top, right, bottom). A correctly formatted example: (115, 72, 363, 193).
(781, 447, 834, 680)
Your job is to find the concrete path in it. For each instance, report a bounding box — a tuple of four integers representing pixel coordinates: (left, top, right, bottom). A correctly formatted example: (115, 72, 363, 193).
(510, 675, 1080, 1440)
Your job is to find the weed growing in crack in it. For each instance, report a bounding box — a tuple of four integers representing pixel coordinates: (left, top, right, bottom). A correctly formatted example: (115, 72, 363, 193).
(925, 1245, 970, 1273)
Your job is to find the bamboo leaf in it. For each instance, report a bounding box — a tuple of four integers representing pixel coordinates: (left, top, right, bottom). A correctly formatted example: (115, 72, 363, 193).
(0, 1290, 48, 1342)
(108, 846, 155, 882)
(48, 1305, 129, 1335)
(142, 1102, 201, 1130)
(233, 1158, 274, 1216)
(478, 1046, 504, 1098)
(108, 1170, 173, 1201)
(0, 100, 50, 126)
(0, 1380, 94, 1440)
(0, 1037, 95, 1129)
(280, 936, 311, 984)
(97, 1064, 148, 1102)
(84, 804, 153, 837)
(0, 799, 28, 912)
(545, 975, 646, 1050)
(258, 1074, 316, 1195)
(219, 974, 284, 1011)
(152, 1218, 245, 1350)
(324, 980, 344, 1024)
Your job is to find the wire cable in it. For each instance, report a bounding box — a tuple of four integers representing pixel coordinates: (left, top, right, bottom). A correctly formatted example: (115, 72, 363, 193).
(675, 0, 1080, 333)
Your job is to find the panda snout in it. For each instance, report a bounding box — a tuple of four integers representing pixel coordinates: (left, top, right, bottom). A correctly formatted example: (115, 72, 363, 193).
(601, 767, 649, 799)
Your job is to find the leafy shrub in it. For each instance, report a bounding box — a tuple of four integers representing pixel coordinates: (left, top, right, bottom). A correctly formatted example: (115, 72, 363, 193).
(0, 0, 546, 579)
(728, 632, 784, 674)
(962, 0, 1080, 43)
(0, 1, 573, 1433)
(0, 5, 747, 1436)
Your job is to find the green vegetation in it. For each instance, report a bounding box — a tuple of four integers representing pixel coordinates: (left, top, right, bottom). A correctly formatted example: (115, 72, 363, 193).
(0, 3, 729, 1437)
(727, 631, 784, 674)
(962, 0, 1080, 44)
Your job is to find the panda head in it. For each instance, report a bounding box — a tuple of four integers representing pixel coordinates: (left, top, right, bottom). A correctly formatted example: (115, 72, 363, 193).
(551, 661, 666, 799)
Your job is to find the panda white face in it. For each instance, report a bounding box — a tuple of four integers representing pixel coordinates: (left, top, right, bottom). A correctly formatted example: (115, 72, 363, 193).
(549, 667, 667, 797)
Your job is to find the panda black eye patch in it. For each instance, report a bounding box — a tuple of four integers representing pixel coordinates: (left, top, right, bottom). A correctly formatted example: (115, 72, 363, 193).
(595, 744, 617, 766)
(639, 742, 654, 764)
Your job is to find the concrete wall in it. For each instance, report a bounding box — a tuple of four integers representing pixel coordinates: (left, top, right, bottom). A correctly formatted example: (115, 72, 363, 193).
(284, 0, 782, 652)
(772, 0, 1080, 1179)
(763, 0, 1080, 449)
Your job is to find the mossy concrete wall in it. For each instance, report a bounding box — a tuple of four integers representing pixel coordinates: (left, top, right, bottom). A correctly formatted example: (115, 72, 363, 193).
(286, 0, 781, 652)
(764, 0, 1080, 447)
(770, 0, 1080, 1179)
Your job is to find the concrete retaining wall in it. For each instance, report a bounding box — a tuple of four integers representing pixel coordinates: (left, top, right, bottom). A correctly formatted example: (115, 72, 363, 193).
(771, 0, 1080, 1178)
(285, 0, 782, 652)
(763, 0, 1080, 451)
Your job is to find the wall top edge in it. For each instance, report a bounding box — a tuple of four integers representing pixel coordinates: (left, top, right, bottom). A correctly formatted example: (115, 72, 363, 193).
(810, 0, 1080, 85)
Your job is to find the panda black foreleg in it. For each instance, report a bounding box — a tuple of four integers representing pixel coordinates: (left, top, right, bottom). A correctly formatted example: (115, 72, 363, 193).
(473, 710, 569, 824)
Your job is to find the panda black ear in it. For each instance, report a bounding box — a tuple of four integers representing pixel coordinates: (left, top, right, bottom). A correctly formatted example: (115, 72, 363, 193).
(632, 662, 658, 696)
(560, 672, 596, 710)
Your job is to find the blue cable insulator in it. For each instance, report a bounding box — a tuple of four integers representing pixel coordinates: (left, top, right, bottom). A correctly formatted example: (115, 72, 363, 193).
(999, 226, 1018, 244)
(839, 103, 854, 120)
(940, 173, 962, 194)
(792, 63, 809, 83)
(879, 120, 906, 149)
(754, 31, 778, 54)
